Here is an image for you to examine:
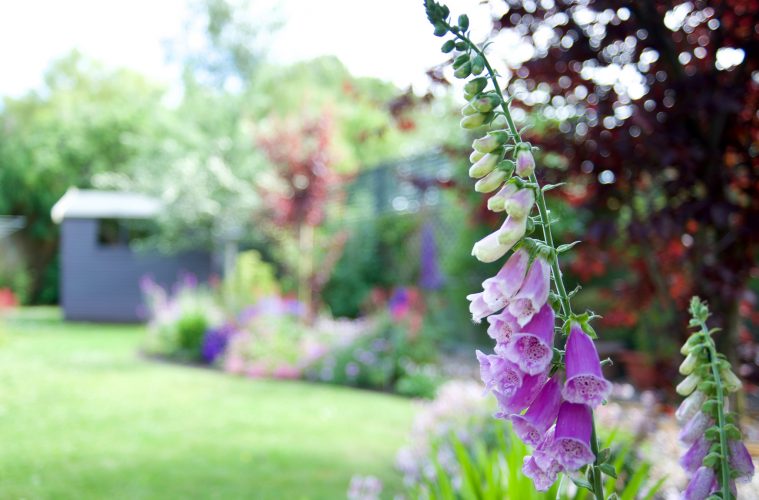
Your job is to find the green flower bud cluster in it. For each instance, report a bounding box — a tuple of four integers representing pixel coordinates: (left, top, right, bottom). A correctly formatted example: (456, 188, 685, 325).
(676, 296, 752, 499)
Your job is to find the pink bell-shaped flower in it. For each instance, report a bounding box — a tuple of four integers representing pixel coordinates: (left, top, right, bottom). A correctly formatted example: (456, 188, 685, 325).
(507, 257, 550, 326)
(501, 303, 555, 375)
(509, 375, 562, 446)
(562, 323, 612, 408)
(481, 249, 529, 310)
(550, 402, 595, 471)
(476, 351, 524, 398)
(486, 308, 520, 345)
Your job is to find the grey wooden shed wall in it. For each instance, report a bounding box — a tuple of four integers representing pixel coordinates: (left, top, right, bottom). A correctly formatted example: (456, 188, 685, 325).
(60, 218, 212, 322)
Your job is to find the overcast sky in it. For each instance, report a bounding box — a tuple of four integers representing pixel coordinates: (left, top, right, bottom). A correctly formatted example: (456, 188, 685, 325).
(0, 0, 496, 98)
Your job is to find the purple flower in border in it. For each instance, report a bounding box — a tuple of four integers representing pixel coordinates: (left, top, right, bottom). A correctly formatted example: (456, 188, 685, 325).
(679, 411, 712, 446)
(486, 309, 520, 346)
(680, 435, 710, 474)
(419, 222, 445, 290)
(482, 248, 529, 310)
(683, 466, 715, 500)
(729, 439, 756, 483)
(562, 323, 612, 408)
(550, 402, 595, 471)
(467, 292, 498, 323)
(476, 351, 524, 398)
(501, 303, 555, 375)
(201, 324, 236, 364)
(509, 375, 562, 446)
(494, 371, 547, 415)
(507, 257, 550, 327)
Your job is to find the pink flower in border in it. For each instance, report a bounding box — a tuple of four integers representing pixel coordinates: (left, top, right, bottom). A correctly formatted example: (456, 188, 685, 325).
(482, 248, 530, 310)
(466, 292, 497, 323)
(494, 371, 547, 415)
(486, 309, 520, 345)
(509, 375, 562, 446)
(507, 257, 550, 326)
(562, 323, 612, 408)
(501, 303, 555, 375)
(476, 351, 524, 398)
(550, 402, 595, 471)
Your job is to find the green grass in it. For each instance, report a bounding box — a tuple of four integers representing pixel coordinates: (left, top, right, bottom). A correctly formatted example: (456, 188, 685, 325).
(0, 308, 416, 499)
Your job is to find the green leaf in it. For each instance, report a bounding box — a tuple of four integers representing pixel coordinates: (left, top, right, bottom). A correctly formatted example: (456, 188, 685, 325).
(597, 447, 611, 464)
(557, 241, 582, 254)
(542, 182, 566, 192)
(571, 475, 593, 491)
(599, 463, 617, 478)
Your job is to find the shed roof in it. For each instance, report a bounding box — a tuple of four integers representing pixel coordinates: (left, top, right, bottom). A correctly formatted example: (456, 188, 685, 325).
(51, 188, 161, 223)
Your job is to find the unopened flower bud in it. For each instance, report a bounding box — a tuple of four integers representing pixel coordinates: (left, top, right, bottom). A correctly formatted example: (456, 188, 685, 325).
(677, 373, 701, 396)
(469, 149, 485, 164)
(679, 352, 699, 375)
(433, 24, 447, 37)
(461, 102, 478, 116)
(441, 40, 455, 53)
(475, 169, 508, 193)
(464, 77, 488, 99)
(454, 62, 471, 79)
(720, 367, 743, 393)
(469, 152, 501, 178)
(470, 55, 485, 75)
(472, 94, 501, 113)
(497, 215, 527, 245)
(458, 14, 469, 31)
(453, 53, 470, 69)
(680, 333, 705, 355)
(487, 184, 518, 212)
(515, 144, 535, 177)
(460, 113, 490, 129)
(473, 131, 508, 153)
(505, 188, 535, 219)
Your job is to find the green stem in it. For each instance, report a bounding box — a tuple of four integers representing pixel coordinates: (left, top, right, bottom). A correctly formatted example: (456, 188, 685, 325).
(704, 326, 732, 499)
(448, 25, 606, 499)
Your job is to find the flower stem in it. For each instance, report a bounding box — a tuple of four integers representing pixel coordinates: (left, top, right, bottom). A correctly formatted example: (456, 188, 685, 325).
(448, 26, 606, 500)
(702, 323, 732, 498)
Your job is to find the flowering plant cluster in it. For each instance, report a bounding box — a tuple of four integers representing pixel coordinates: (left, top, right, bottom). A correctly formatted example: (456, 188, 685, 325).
(676, 297, 754, 499)
(424, 1, 615, 495)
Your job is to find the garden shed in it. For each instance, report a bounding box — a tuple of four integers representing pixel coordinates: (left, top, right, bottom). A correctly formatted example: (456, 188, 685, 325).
(51, 188, 213, 322)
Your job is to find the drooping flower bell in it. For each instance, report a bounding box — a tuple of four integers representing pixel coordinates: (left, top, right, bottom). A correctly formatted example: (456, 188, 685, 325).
(476, 351, 524, 398)
(562, 323, 612, 408)
(509, 375, 562, 446)
(487, 183, 517, 212)
(679, 435, 710, 474)
(507, 257, 550, 326)
(466, 292, 496, 323)
(550, 402, 595, 471)
(729, 439, 756, 483)
(481, 248, 529, 311)
(678, 411, 712, 446)
(523, 427, 562, 492)
(676, 389, 706, 423)
(504, 188, 535, 220)
(501, 303, 555, 375)
(486, 308, 520, 345)
(471, 216, 527, 263)
(494, 371, 546, 415)
(682, 466, 715, 500)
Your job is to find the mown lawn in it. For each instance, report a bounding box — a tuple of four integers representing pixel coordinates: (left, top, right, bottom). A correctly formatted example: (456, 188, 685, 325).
(0, 308, 416, 499)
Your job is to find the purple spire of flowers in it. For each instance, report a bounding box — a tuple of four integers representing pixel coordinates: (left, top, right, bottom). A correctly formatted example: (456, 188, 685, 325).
(494, 371, 547, 415)
(419, 221, 445, 290)
(680, 435, 710, 474)
(550, 402, 595, 471)
(476, 351, 524, 398)
(729, 439, 756, 483)
(501, 303, 555, 375)
(562, 323, 612, 408)
(507, 257, 550, 326)
(481, 248, 529, 310)
(201, 323, 237, 364)
(679, 411, 712, 445)
(509, 375, 562, 446)
(486, 308, 520, 345)
(683, 466, 715, 500)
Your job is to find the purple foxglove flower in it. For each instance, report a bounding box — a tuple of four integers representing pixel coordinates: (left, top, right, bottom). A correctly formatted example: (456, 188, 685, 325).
(509, 376, 562, 446)
(728, 439, 755, 483)
(486, 308, 520, 345)
(679, 411, 712, 445)
(502, 303, 555, 375)
(504, 188, 535, 220)
(515, 147, 535, 177)
(494, 371, 547, 415)
(682, 466, 715, 500)
(481, 249, 529, 309)
(551, 402, 595, 471)
(522, 455, 561, 492)
(419, 222, 444, 290)
(676, 390, 706, 423)
(507, 258, 550, 326)
(680, 435, 710, 473)
(476, 351, 524, 398)
(562, 323, 612, 408)
(466, 292, 497, 323)
(532, 427, 559, 470)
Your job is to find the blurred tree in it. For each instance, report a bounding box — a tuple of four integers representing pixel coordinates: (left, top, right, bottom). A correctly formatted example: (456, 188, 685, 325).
(0, 52, 165, 302)
(476, 0, 758, 364)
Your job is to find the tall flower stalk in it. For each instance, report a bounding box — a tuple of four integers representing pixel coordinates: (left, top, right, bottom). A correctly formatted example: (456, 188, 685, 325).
(677, 297, 754, 499)
(423, 1, 615, 497)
